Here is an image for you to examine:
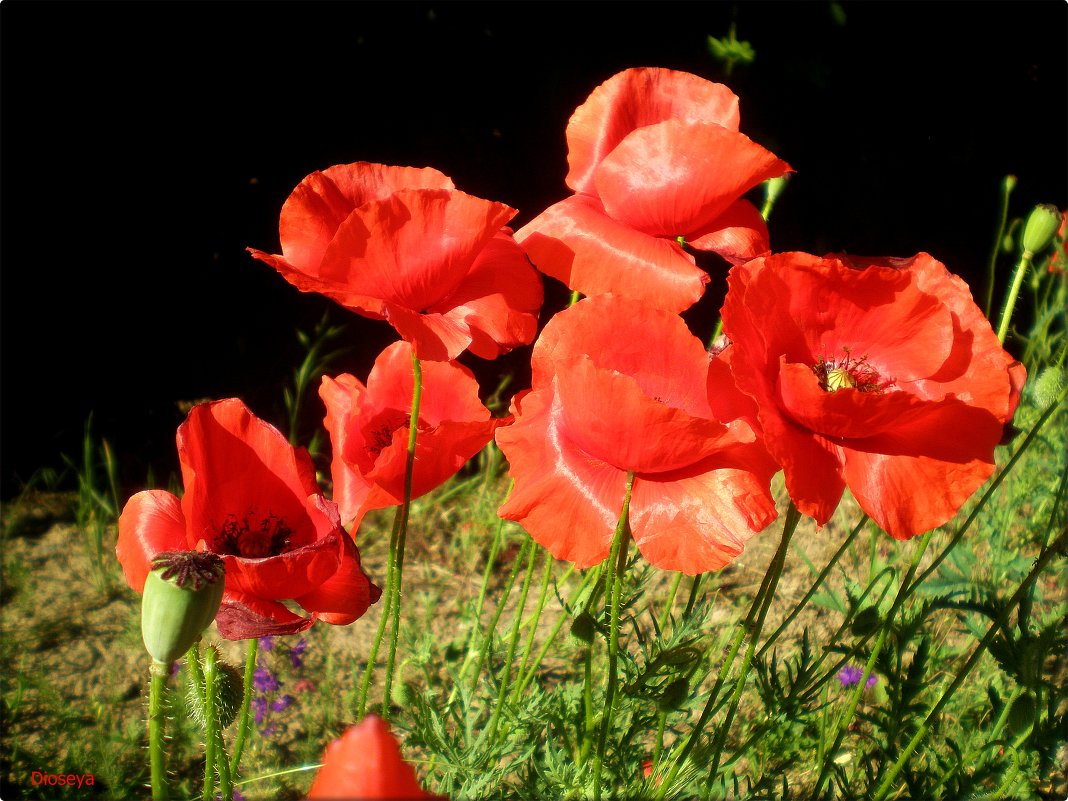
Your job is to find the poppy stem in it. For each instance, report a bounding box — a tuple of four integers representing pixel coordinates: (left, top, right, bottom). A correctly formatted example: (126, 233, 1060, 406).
(381, 351, 423, 720)
(996, 250, 1033, 344)
(810, 527, 935, 799)
(591, 471, 635, 801)
(147, 660, 169, 801)
(228, 637, 257, 777)
(510, 547, 556, 705)
(656, 572, 683, 633)
(984, 174, 1016, 319)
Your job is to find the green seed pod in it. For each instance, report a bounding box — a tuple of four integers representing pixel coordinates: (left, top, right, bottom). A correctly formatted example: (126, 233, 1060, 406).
(570, 611, 596, 646)
(1033, 366, 1065, 411)
(656, 677, 689, 712)
(1022, 204, 1063, 256)
(850, 606, 882, 636)
(141, 551, 225, 667)
(1006, 691, 1037, 737)
(186, 649, 245, 730)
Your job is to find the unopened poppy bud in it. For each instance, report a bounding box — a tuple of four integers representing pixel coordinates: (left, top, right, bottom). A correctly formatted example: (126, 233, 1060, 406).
(1006, 691, 1036, 737)
(570, 610, 596, 645)
(186, 647, 244, 729)
(141, 551, 225, 667)
(1022, 204, 1063, 256)
(656, 677, 689, 712)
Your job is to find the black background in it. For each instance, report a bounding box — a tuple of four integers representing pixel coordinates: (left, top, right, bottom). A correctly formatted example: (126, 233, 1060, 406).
(2, 1, 1065, 499)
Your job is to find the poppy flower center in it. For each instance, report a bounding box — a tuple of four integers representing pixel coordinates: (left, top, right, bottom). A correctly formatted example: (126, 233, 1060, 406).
(366, 411, 433, 460)
(213, 512, 293, 558)
(812, 348, 893, 394)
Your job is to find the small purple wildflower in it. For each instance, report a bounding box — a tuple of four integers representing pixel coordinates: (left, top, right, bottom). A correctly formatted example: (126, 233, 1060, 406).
(251, 696, 268, 726)
(270, 694, 294, 713)
(289, 638, 308, 669)
(253, 665, 280, 693)
(260, 722, 280, 738)
(258, 635, 276, 652)
(838, 664, 878, 689)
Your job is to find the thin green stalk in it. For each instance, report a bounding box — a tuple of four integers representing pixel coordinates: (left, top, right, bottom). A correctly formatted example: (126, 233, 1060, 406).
(757, 513, 868, 658)
(201, 649, 218, 801)
(811, 529, 935, 799)
(682, 573, 705, 619)
(485, 538, 539, 742)
(512, 563, 588, 698)
(381, 351, 424, 720)
(706, 503, 802, 782)
(997, 250, 1034, 344)
(872, 527, 1068, 801)
(468, 537, 531, 696)
(579, 644, 595, 765)
(148, 661, 169, 801)
(355, 508, 398, 718)
(657, 572, 684, 633)
(228, 638, 258, 775)
(569, 289, 582, 306)
(591, 471, 636, 801)
(984, 174, 1016, 319)
(511, 548, 556, 705)
(656, 505, 800, 799)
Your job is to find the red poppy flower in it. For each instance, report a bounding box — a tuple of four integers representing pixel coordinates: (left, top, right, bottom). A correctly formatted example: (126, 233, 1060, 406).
(116, 398, 380, 639)
(495, 295, 779, 574)
(248, 161, 543, 361)
(516, 68, 792, 313)
(320, 340, 503, 528)
(306, 714, 444, 799)
(721, 252, 1027, 538)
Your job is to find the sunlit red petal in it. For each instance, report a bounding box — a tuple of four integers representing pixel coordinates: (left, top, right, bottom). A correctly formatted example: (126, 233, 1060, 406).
(319, 189, 516, 313)
(321, 373, 374, 529)
(294, 530, 382, 624)
(629, 466, 776, 575)
(307, 715, 441, 800)
(116, 490, 189, 593)
(566, 67, 741, 196)
(382, 302, 473, 362)
(595, 120, 791, 237)
(496, 387, 630, 568)
(687, 199, 771, 265)
(178, 399, 320, 550)
(434, 230, 544, 359)
(516, 194, 707, 313)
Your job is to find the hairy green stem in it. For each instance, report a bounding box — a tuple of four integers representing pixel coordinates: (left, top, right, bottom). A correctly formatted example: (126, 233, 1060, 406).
(591, 472, 636, 801)
(512, 563, 587, 698)
(984, 174, 1016, 319)
(469, 537, 531, 697)
(872, 527, 1068, 801)
(228, 638, 257, 776)
(706, 503, 802, 783)
(811, 529, 935, 798)
(148, 661, 169, 801)
(355, 503, 399, 718)
(682, 573, 705, 619)
(381, 351, 424, 720)
(657, 572, 684, 633)
(511, 548, 556, 705)
(997, 251, 1033, 344)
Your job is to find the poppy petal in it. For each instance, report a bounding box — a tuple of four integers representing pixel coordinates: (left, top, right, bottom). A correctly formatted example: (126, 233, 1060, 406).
(629, 466, 776, 575)
(687, 199, 771, 265)
(116, 490, 189, 593)
(433, 230, 544, 359)
(319, 189, 516, 314)
(307, 715, 442, 799)
(294, 530, 382, 624)
(496, 387, 630, 568)
(566, 67, 741, 196)
(214, 592, 316, 640)
(595, 120, 792, 237)
(320, 373, 375, 529)
(382, 302, 473, 362)
(517, 194, 707, 312)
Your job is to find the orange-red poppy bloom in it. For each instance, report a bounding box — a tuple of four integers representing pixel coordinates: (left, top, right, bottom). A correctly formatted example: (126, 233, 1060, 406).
(116, 399, 380, 639)
(320, 341, 503, 528)
(517, 67, 792, 313)
(495, 295, 779, 574)
(306, 714, 444, 799)
(249, 161, 543, 361)
(721, 252, 1027, 538)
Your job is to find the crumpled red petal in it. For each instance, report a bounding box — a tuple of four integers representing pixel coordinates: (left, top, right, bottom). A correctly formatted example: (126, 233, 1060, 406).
(687, 199, 771, 265)
(214, 592, 317, 639)
(116, 490, 189, 593)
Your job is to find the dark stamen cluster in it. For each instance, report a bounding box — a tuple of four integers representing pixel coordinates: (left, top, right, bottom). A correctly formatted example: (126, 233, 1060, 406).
(214, 513, 293, 558)
(151, 551, 224, 590)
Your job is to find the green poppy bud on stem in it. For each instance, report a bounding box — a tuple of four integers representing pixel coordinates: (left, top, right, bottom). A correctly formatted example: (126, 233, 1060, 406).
(186, 647, 244, 730)
(141, 551, 225, 668)
(1022, 204, 1063, 257)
